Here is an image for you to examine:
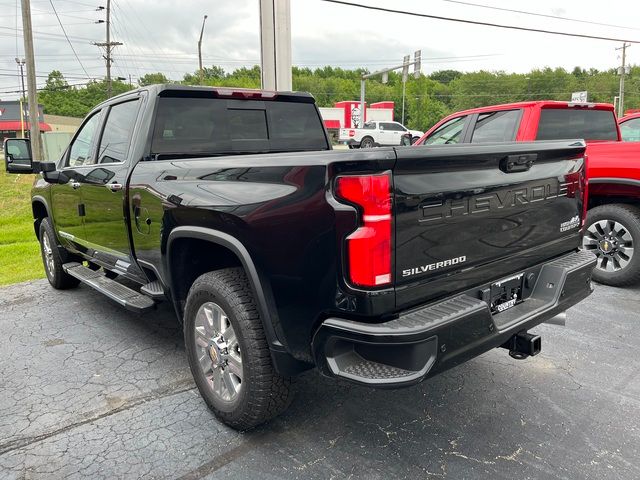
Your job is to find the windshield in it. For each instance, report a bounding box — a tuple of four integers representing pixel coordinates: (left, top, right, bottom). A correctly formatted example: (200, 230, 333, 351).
(536, 108, 618, 141)
(151, 97, 329, 156)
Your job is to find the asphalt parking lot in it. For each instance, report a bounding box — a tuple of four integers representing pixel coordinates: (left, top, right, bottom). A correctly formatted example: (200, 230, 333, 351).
(0, 280, 639, 479)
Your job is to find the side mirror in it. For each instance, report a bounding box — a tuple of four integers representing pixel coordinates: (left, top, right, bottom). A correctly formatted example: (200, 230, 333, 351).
(4, 138, 35, 173)
(400, 133, 413, 146)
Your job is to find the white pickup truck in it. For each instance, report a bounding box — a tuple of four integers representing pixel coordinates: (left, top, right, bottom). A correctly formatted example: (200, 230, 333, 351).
(339, 121, 424, 148)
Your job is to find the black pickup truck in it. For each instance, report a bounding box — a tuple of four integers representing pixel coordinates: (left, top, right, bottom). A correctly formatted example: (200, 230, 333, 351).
(4, 85, 595, 430)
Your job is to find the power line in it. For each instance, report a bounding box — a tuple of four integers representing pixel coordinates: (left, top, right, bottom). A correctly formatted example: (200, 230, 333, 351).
(48, 0, 92, 79)
(30, 0, 99, 6)
(319, 0, 640, 44)
(0, 80, 98, 94)
(439, 0, 640, 32)
(0, 25, 95, 42)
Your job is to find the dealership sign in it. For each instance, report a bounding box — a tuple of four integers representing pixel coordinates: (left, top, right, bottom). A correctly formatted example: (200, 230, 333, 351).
(0, 101, 44, 122)
(571, 91, 588, 103)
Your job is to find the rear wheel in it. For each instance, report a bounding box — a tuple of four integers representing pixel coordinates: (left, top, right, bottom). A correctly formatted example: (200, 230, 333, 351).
(184, 268, 293, 430)
(39, 218, 80, 290)
(360, 136, 374, 148)
(582, 204, 640, 287)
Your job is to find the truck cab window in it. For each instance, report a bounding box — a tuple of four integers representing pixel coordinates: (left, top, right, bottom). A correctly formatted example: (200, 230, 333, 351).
(67, 112, 101, 167)
(98, 100, 140, 164)
(536, 108, 618, 141)
(621, 118, 640, 142)
(384, 122, 406, 132)
(471, 110, 520, 143)
(424, 116, 466, 145)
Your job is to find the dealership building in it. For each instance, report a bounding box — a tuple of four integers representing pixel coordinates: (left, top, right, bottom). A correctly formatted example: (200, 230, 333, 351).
(0, 101, 51, 145)
(319, 100, 395, 131)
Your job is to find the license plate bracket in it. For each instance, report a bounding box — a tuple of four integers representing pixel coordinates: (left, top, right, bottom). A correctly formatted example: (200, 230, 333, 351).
(490, 273, 524, 315)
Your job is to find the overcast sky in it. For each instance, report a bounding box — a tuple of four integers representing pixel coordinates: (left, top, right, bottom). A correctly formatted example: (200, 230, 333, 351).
(1, 0, 639, 99)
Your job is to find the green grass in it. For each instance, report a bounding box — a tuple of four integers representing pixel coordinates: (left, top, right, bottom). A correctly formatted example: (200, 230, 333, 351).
(0, 170, 45, 285)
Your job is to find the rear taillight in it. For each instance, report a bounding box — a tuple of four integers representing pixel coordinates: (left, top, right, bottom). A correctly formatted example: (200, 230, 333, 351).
(336, 173, 392, 288)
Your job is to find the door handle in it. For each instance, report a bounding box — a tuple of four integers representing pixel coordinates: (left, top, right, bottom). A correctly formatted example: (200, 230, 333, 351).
(70, 181, 81, 189)
(106, 183, 123, 192)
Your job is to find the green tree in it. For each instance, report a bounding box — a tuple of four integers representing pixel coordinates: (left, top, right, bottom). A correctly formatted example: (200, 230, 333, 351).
(138, 72, 169, 86)
(44, 70, 68, 91)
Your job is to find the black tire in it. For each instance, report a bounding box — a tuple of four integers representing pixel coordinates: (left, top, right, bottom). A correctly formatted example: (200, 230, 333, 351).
(583, 204, 640, 287)
(39, 218, 80, 290)
(411, 136, 420, 144)
(184, 268, 293, 430)
(360, 136, 374, 148)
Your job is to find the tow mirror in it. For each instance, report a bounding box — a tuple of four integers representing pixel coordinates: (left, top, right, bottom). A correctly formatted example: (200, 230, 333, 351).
(4, 138, 35, 173)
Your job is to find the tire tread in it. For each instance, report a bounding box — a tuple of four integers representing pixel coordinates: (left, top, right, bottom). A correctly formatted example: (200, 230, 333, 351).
(185, 267, 293, 430)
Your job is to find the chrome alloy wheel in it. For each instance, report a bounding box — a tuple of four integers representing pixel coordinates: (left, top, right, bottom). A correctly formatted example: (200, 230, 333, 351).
(42, 233, 55, 277)
(194, 302, 243, 402)
(583, 219, 635, 272)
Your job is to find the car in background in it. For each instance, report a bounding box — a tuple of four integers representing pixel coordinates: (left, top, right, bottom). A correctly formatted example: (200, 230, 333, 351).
(412, 101, 640, 287)
(339, 120, 423, 148)
(619, 113, 640, 142)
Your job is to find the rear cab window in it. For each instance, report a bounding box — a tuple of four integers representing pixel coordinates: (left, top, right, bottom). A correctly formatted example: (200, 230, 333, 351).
(536, 108, 618, 141)
(151, 94, 329, 158)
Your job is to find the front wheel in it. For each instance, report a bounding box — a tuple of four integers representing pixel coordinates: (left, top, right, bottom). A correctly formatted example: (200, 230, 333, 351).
(184, 268, 293, 430)
(39, 218, 80, 290)
(582, 204, 640, 287)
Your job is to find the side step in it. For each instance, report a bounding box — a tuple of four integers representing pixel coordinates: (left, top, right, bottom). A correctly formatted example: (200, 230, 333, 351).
(140, 280, 165, 300)
(63, 262, 155, 314)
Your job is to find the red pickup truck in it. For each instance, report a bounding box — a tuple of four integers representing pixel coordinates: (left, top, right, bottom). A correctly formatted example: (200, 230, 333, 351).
(413, 101, 640, 287)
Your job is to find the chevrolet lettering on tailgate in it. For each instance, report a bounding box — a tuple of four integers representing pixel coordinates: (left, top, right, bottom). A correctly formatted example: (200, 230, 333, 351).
(420, 180, 576, 224)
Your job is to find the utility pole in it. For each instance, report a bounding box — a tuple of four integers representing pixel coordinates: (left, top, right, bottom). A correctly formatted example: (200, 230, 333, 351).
(259, 0, 292, 91)
(617, 42, 631, 118)
(198, 15, 208, 85)
(94, 0, 122, 98)
(360, 51, 421, 128)
(401, 54, 410, 125)
(15, 57, 26, 138)
(20, 0, 41, 160)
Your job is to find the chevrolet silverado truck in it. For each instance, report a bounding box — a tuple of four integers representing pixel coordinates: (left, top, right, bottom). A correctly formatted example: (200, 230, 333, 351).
(413, 101, 640, 287)
(339, 120, 423, 148)
(4, 86, 595, 430)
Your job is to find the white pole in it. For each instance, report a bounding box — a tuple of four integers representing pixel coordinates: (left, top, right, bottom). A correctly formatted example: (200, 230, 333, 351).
(401, 78, 406, 125)
(259, 0, 291, 91)
(359, 78, 365, 128)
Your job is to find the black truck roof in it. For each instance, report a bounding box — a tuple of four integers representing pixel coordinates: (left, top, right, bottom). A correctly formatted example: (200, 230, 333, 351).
(107, 84, 316, 104)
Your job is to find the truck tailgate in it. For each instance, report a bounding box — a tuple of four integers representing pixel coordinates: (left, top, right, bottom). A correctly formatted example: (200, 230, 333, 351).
(393, 140, 587, 309)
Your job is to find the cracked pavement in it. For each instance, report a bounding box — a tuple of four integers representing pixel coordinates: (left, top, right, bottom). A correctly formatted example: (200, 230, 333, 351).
(0, 280, 639, 479)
